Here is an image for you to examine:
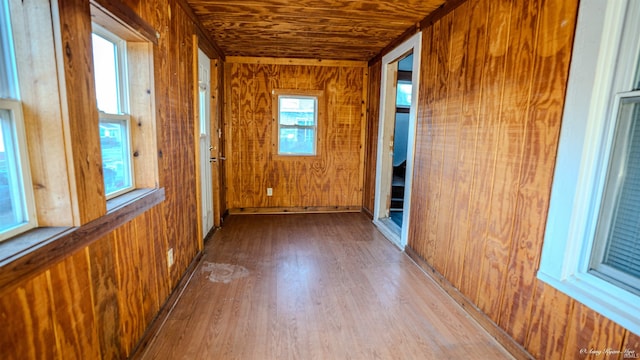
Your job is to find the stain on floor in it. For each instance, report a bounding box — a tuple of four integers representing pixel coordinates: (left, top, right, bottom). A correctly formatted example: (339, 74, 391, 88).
(200, 262, 249, 284)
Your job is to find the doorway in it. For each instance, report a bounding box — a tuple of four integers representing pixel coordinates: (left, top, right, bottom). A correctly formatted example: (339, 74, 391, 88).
(373, 33, 422, 249)
(198, 48, 214, 239)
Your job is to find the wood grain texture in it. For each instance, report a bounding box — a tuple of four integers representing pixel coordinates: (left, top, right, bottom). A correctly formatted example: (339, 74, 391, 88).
(185, 0, 445, 61)
(128, 42, 160, 189)
(91, 0, 158, 44)
(227, 56, 366, 68)
(210, 59, 224, 227)
(161, 0, 200, 285)
(460, 0, 510, 305)
(138, 213, 514, 360)
(9, 0, 74, 226)
(0, 189, 164, 296)
(0, 273, 57, 360)
(48, 249, 101, 358)
(88, 234, 125, 360)
(524, 282, 573, 359)
(1, 0, 215, 358)
(405, 247, 534, 360)
(229, 206, 360, 214)
(397, 0, 638, 358)
(52, 0, 106, 225)
(563, 304, 626, 360)
(362, 59, 381, 215)
(176, 0, 225, 59)
(498, 0, 578, 344)
(225, 60, 365, 210)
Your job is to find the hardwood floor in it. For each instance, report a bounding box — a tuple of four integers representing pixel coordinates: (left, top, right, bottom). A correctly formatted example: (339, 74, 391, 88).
(136, 213, 514, 359)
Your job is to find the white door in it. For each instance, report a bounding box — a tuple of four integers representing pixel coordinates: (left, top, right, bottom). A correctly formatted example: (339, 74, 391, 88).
(198, 49, 214, 238)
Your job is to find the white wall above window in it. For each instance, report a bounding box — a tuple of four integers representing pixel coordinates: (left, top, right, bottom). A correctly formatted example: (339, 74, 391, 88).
(538, 0, 640, 335)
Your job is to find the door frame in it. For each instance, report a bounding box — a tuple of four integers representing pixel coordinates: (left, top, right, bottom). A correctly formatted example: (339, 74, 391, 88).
(373, 32, 422, 249)
(197, 47, 214, 241)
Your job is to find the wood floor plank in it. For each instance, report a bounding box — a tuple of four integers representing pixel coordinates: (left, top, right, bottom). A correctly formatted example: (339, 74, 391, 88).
(137, 213, 514, 360)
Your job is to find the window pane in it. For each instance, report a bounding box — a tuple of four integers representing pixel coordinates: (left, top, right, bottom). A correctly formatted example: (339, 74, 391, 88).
(279, 128, 315, 155)
(0, 0, 18, 99)
(593, 97, 640, 285)
(279, 97, 316, 126)
(0, 109, 28, 232)
(635, 55, 640, 91)
(278, 96, 317, 155)
(100, 118, 132, 196)
(92, 33, 120, 114)
(396, 82, 412, 107)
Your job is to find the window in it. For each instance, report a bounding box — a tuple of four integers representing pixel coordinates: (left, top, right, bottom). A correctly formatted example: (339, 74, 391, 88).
(273, 90, 322, 156)
(396, 81, 412, 108)
(91, 26, 134, 198)
(590, 95, 640, 293)
(538, 0, 640, 335)
(0, 0, 36, 241)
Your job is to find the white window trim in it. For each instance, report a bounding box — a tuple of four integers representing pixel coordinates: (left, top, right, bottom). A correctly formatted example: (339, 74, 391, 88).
(99, 112, 134, 199)
(276, 94, 318, 156)
(0, 0, 18, 99)
(93, 25, 137, 199)
(0, 99, 37, 241)
(92, 24, 129, 115)
(538, 0, 640, 335)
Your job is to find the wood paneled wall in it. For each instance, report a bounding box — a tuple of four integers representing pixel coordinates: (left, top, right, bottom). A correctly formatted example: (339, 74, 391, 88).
(224, 59, 366, 211)
(399, 0, 640, 357)
(0, 0, 218, 358)
(362, 59, 381, 216)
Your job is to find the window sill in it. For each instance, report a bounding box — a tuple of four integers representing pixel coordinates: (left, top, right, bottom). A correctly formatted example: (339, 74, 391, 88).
(0, 187, 164, 296)
(107, 188, 159, 212)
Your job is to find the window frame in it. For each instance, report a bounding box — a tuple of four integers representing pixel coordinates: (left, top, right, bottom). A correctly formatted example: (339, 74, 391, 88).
(91, 24, 136, 199)
(0, 0, 36, 242)
(92, 24, 129, 115)
(0, 0, 17, 99)
(589, 93, 640, 293)
(538, 0, 640, 335)
(98, 112, 134, 199)
(0, 0, 162, 258)
(0, 98, 37, 241)
(272, 89, 323, 157)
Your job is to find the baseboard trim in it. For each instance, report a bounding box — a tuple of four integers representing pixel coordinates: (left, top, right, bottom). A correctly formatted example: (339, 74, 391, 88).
(229, 206, 361, 215)
(404, 246, 534, 360)
(129, 250, 204, 359)
(361, 206, 374, 219)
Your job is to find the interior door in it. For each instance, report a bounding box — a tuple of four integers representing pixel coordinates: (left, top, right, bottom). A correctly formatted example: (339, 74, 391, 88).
(198, 48, 214, 238)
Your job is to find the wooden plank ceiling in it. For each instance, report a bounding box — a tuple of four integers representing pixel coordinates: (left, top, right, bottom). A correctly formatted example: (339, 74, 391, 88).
(185, 0, 446, 61)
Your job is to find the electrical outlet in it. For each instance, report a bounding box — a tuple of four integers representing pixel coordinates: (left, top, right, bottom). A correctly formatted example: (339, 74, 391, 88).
(267, 187, 273, 196)
(167, 248, 174, 268)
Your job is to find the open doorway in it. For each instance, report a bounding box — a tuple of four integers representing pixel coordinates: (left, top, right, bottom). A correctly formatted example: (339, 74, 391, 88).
(373, 33, 421, 249)
(390, 54, 413, 227)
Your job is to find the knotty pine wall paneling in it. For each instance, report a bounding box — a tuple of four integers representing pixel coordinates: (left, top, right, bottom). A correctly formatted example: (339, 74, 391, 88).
(225, 59, 366, 211)
(0, 0, 223, 358)
(403, 0, 640, 357)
